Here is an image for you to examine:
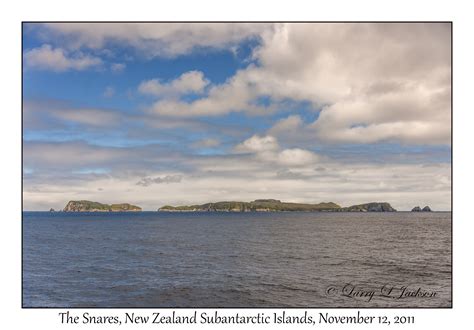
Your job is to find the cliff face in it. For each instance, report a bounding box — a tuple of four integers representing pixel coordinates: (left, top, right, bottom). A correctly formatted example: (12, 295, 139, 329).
(63, 200, 141, 212)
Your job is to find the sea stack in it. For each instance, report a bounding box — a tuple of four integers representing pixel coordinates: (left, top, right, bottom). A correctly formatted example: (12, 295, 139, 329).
(412, 206, 432, 212)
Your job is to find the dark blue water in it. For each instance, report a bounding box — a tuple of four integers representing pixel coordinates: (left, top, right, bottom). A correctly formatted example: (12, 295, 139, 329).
(23, 211, 451, 307)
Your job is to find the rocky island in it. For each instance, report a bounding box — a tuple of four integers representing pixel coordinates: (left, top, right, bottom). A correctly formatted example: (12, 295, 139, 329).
(338, 202, 396, 212)
(158, 199, 396, 212)
(63, 200, 142, 212)
(412, 206, 432, 212)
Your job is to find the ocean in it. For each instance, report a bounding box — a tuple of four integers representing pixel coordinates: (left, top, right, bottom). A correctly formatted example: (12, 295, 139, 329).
(22, 211, 451, 307)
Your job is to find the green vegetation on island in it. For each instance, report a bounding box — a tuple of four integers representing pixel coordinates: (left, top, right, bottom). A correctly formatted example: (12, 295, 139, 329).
(63, 200, 142, 212)
(58, 199, 397, 213)
(339, 202, 396, 212)
(158, 199, 396, 212)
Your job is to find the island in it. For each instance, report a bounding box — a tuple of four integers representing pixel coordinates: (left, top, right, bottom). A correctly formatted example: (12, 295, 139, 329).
(63, 200, 142, 212)
(158, 199, 396, 212)
(339, 202, 396, 212)
(411, 206, 432, 212)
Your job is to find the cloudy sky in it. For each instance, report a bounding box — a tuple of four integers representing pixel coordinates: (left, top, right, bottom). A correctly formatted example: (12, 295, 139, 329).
(22, 23, 451, 211)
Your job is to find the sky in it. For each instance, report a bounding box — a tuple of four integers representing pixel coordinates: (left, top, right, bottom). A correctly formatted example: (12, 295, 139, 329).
(22, 23, 451, 211)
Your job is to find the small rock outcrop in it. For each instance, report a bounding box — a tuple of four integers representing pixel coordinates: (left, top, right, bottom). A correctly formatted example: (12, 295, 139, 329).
(412, 205, 432, 212)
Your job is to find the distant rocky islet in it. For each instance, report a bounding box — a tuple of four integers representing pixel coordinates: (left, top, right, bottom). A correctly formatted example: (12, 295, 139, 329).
(411, 205, 432, 212)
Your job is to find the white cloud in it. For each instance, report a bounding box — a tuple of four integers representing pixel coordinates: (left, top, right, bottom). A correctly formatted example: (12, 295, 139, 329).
(310, 86, 451, 144)
(146, 67, 275, 117)
(32, 23, 449, 144)
(269, 115, 303, 135)
(255, 23, 451, 145)
(52, 108, 121, 126)
(24, 44, 102, 71)
(29, 24, 451, 145)
(251, 23, 450, 104)
(267, 115, 311, 144)
(35, 23, 269, 58)
(192, 138, 221, 148)
(136, 175, 182, 186)
(235, 134, 320, 167)
(23, 141, 125, 168)
(23, 100, 128, 130)
(137, 23, 450, 145)
(138, 71, 209, 97)
(111, 62, 126, 72)
(277, 148, 318, 166)
(235, 135, 279, 153)
(103, 86, 115, 98)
